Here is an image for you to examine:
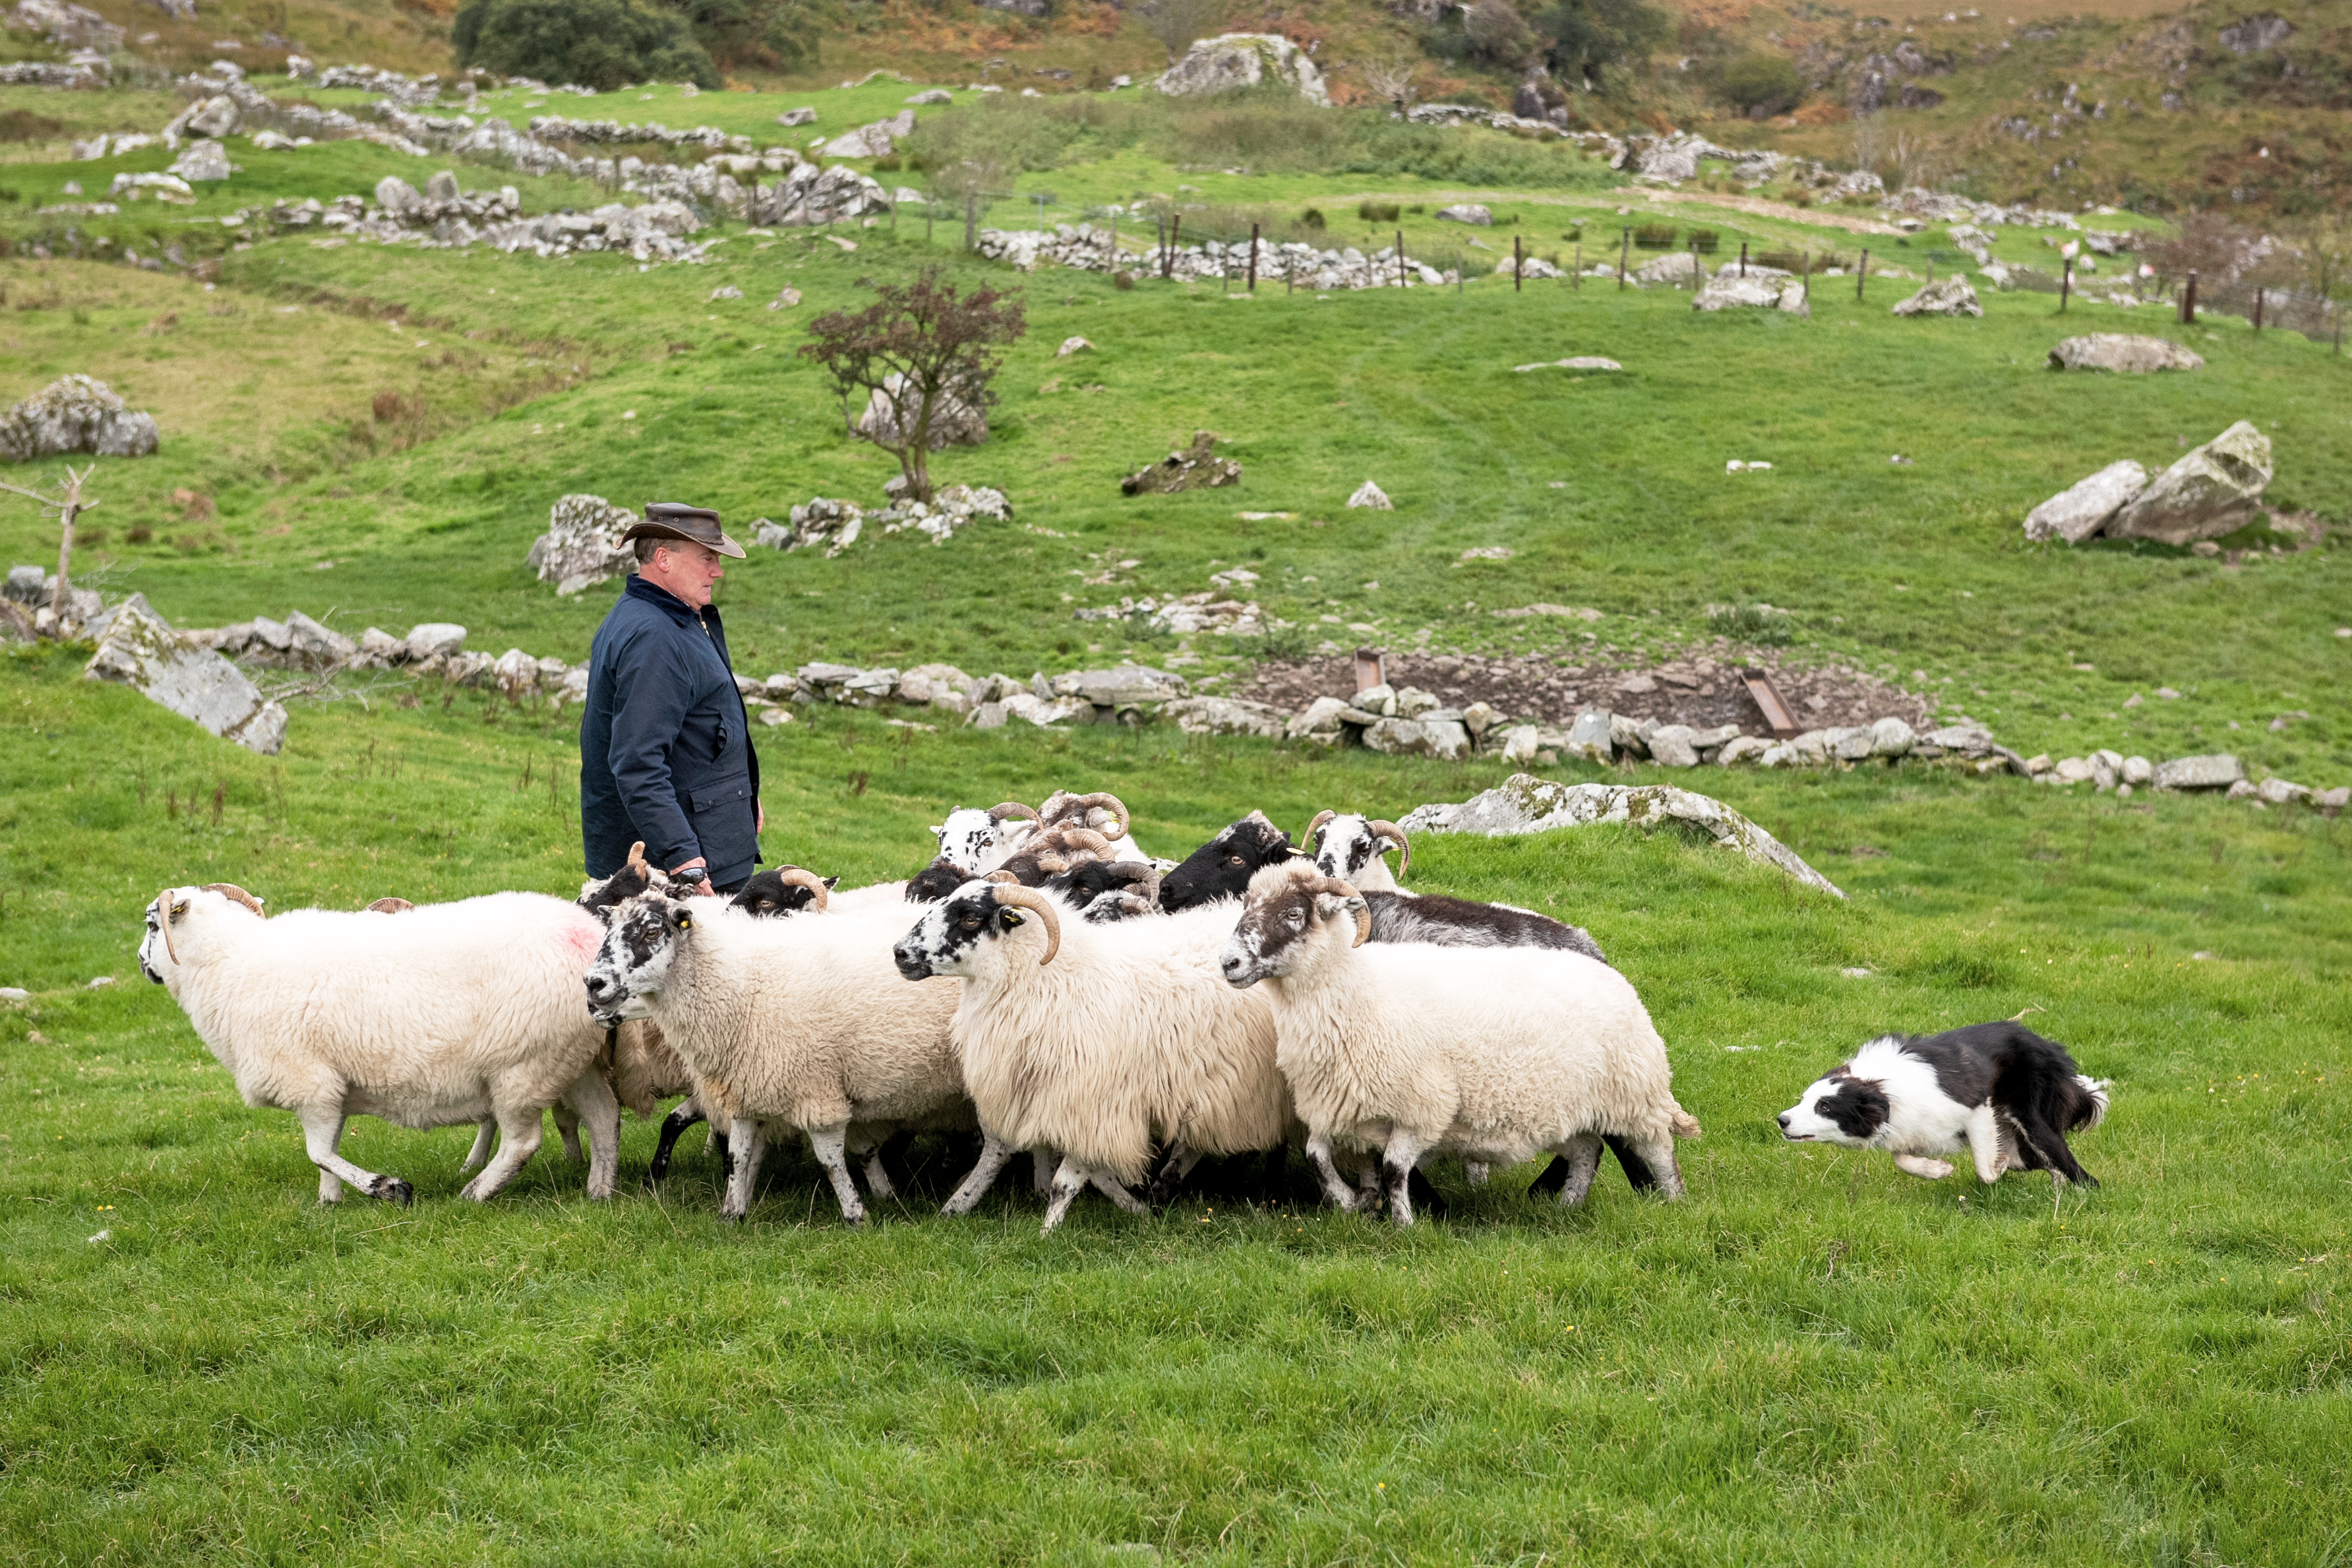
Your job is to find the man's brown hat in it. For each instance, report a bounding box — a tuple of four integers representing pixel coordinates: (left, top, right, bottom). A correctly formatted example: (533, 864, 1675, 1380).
(620, 502, 746, 559)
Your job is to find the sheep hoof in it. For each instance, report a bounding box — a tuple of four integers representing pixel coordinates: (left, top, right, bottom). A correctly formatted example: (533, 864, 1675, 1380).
(717, 1210, 746, 1225)
(844, 1214, 868, 1230)
(371, 1176, 415, 1207)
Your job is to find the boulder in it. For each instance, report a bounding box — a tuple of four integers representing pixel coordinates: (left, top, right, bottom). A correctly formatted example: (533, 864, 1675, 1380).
(822, 109, 915, 160)
(167, 93, 239, 140)
(2107, 421, 2272, 545)
(1398, 774, 1845, 897)
(858, 371, 988, 450)
(778, 107, 818, 127)
(491, 648, 540, 697)
(1347, 480, 1392, 510)
(1514, 356, 1622, 373)
(1868, 716, 1915, 756)
(2121, 755, 2152, 785)
(1287, 695, 1352, 740)
(528, 493, 638, 595)
(2154, 753, 2243, 790)
(1050, 664, 1189, 709)
(2047, 334, 2204, 373)
(1363, 717, 1470, 760)
(1056, 336, 1094, 356)
(1164, 696, 1290, 738)
(1434, 204, 1492, 226)
(424, 169, 462, 203)
(1564, 708, 1615, 763)
(906, 88, 954, 105)
(284, 610, 355, 667)
(1635, 251, 1704, 286)
(1716, 734, 1769, 765)
(1155, 33, 1330, 106)
(1890, 276, 1981, 317)
(170, 138, 232, 181)
(1646, 725, 1701, 767)
(405, 622, 466, 661)
(1499, 725, 1542, 763)
(0, 375, 159, 462)
(4, 564, 43, 602)
(1693, 273, 1808, 316)
(2022, 459, 2148, 545)
(1121, 431, 1241, 495)
(83, 598, 286, 754)
(374, 175, 423, 218)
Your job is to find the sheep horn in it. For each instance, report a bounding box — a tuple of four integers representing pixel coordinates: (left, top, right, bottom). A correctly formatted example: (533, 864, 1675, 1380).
(992, 885, 1062, 965)
(774, 868, 830, 913)
(367, 897, 416, 914)
(204, 884, 266, 917)
(988, 801, 1040, 824)
(1367, 820, 1410, 878)
(1311, 876, 1372, 947)
(1123, 866, 1162, 909)
(154, 887, 179, 966)
(627, 841, 649, 872)
(1304, 809, 1336, 847)
(1051, 791, 1129, 837)
(1048, 828, 1114, 859)
(985, 870, 1020, 884)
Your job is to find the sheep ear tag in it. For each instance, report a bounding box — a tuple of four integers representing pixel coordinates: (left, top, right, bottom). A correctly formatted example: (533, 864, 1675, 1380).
(676, 913, 692, 929)
(1002, 910, 1025, 927)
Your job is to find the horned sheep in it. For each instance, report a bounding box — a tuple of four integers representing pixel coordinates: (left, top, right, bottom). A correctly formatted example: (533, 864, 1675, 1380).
(891, 879, 1290, 1234)
(139, 884, 624, 1206)
(1219, 860, 1700, 1226)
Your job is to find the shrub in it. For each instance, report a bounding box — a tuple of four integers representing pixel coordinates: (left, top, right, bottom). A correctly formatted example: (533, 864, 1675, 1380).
(452, 0, 719, 92)
(1705, 602, 1794, 646)
(0, 109, 67, 143)
(1757, 248, 1845, 272)
(1111, 270, 1135, 290)
(1357, 200, 1402, 224)
(1689, 227, 1718, 253)
(1631, 222, 1676, 249)
(1716, 53, 1803, 118)
(1464, 0, 1537, 65)
(1300, 207, 1326, 229)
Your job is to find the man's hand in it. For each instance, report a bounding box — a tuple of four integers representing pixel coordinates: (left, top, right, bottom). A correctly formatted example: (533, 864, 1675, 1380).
(756, 800, 765, 835)
(671, 857, 719, 897)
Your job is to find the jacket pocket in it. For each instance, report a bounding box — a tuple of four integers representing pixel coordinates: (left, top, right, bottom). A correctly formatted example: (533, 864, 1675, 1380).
(686, 777, 751, 814)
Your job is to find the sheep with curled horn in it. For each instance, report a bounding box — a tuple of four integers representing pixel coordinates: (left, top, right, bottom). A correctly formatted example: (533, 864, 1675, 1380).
(1039, 790, 1151, 865)
(930, 800, 1044, 876)
(990, 826, 1121, 888)
(1302, 811, 1412, 893)
(140, 882, 627, 1207)
(1042, 860, 1164, 923)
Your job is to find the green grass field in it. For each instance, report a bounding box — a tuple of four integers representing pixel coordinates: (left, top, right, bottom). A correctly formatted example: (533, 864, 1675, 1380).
(4, 90, 2351, 1563)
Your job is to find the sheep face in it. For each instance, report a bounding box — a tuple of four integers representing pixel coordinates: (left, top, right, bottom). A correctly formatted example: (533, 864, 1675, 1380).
(584, 895, 695, 1025)
(1219, 863, 1368, 988)
(138, 889, 190, 984)
(1306, 813, 1408, 890)
(1159, 812, 1293, 912)
(729, 866, 838, 919)
(932, 803, 1039, 875)
(905, 856, 972, 904)
(892, 882, 1056, 979)
(138, 884, 260, 985)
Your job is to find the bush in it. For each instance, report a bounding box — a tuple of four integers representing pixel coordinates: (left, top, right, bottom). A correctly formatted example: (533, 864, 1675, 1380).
(1716, 53, 1803, 118)
(0, 109, 67, 143)
(1631, 222, 1677, 249)
(1704, 603, 1794, 645)
(1358, 200, 1401, 223)
(1300, 208, 1326, 229)
(452, 0, 719, 92)
(1689, 228, 1718, 253)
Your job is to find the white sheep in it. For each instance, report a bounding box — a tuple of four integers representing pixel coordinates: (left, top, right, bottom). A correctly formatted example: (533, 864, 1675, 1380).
(1219, 861, 1701, 1226)
(891, 879, 1290, 1234)
(584, 894, 975, 1226)
(139, 884, 624, 1205)
(1040, 789, 1153, 866)
(1302, 810, 1410, 893)
(932, 800, 1044, 874)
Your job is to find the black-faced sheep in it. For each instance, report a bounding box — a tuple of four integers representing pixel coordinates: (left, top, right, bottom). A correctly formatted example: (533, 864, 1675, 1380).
(1158, 812, 1296, 912)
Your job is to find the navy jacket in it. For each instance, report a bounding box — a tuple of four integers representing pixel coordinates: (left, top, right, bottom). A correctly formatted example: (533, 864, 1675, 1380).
(580, 575, 761, 884)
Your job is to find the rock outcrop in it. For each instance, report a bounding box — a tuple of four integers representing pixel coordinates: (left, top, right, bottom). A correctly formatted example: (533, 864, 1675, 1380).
(526, 495, 638, 595)
(2107, 421, 2272, 545)
(84, 598, 287, 755)
(2022, 460, 2148, 544)
(858, 373, 989, 450)
(1693, 273, 1809, 316)
(0, 376, 159, 462)
(1156, 33, 1329, 106)
(1890, 276, 1982, 317)
(2047, 334, 2204, 373)
(1122, 431, 1241, 495)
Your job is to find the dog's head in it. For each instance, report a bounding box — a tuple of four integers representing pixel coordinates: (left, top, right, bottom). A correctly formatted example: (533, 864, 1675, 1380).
(1778, 1067, 1892, 1146)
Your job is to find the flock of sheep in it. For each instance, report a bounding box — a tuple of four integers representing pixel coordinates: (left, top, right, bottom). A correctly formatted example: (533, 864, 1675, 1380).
(139, 790, 1700, 1232)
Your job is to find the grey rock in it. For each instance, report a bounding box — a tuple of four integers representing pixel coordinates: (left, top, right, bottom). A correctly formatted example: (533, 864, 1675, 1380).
(1609, 712, 1656, 756)
(1717, 734, 1769, 765)
(1335, 706, 1384, 727)
(359, 626, 404, 662)
(424, 169, 461, 202)
(374, 175, 423, 218)
(2255, 776, 2309, 805)
(1499, 724, 1542, 763)
(1694, 273, 1809, 316)
(778, 107, 818, 127)
(905, 88, 954, 105)
(1635, 251, 1704, 286)
(83, 597, 286, 754)
(2154, 753, 2244, 790)
(2226, 779, 2258, 799)
(284, 610, 355, 667)
(1395, 686, 1439, 717)
(249, 616, 292, 653)
(2047, 334, 2204, 373)
(1461, 700, 1499, 737)
(528, 493, 638, 594)
(1399, 773, 1845, 897)
(859, 371, 987, 449)
(2052, 756, 2095, 783)
(1890, 276, 1982, 317)
(2108, 421, 2273, 545)
(1435, 203, 1493, 226)
(1347, 479, 1392, 510)
(1646, 725, 1701, 767)
(1923, 723, 1997, 754)
(1051, 664, 1189, 708)
(1353, 682, 1398, 717)
(2121, 755, 2152, 785)
(1828, 725, 1875, 761)
(1362, 717, 1470, 760)
(1164, 696, 1291, 738)
(2314, 786, 2349, 812)
(2219, 13, 2292, 52)
(0, 375, 159, 461)
(5, 565, 44, 602)
(1121, 431, 1242, 495)
(1155, 33, 1330, 106)
(491, 648, 540, 696)
(2024, 460, 2149, 544)
(1288, 695, 1353, 738)
(170, 137, 232, 181)
(1869, 716, 1915, 756)
(406, 622, 466, 661)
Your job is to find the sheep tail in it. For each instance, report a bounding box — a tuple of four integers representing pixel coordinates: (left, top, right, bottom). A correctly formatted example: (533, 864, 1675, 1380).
(1670, 1106, 1703, 1141)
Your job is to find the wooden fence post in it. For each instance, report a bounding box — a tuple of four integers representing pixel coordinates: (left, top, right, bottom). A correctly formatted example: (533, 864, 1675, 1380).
(1738, 240, 1747, 278)
(964, 189, 977, 252)
(1687, 237, 1697, 289)
(1801, 250, 1812, 306)
(1514, 234, 1523, 291)
(1397, 229, 1406, 289)
(2181, 268, 2197, 323)
(1857, 249, 1869, 302)
(1168, 214, 1181, 280)
(2061, 254, 2072, 313)
(1248, 222, 1259, 292)
(2252, 286, 2264, 332)
(1617, 228, 1629, 289)
(1573, 241, 1581, 289)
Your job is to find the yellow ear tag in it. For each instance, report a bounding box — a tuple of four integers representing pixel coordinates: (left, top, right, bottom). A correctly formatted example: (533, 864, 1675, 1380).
(1002, 911, 1024, 927)
(171, 901, 187, 917)
(677, 913, 692, 929)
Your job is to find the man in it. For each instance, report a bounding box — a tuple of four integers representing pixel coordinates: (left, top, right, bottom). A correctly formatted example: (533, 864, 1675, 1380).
(580, 502, 762, 896)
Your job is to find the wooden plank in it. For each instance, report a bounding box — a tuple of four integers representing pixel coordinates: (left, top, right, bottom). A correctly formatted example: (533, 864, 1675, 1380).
(1742, 667, 1800, 738)
(1353, 648, 1387, 694)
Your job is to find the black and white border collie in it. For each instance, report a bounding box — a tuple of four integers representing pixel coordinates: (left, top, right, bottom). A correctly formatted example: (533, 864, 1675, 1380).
(1778, 1022, 2110, 1186)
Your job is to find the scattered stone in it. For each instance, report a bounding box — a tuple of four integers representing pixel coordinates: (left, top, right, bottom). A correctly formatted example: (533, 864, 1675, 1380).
(1056, 336, 1094, 356)
(778, 107, 818, 126)
(874, 482, 1010, 546)
(2107, 421, 2273, 545)
(2154, 753, 2244, 791)
(2254, 776, 2308, 805)
(768, 286, 802, 310)
(905, 88, 953, 105)
(1635, 251, 1704, 286)
(1121, 431, 1242, 495)
(1363, 716, 1470, 760)
(1401, 774, 1844, 897)
(170, 138, 233, 181)
(1347, 480, 1392, 510)
(1693, 273, 1809, 316)
(84, 598, 286, 754)
(2023, 460, 2149, 545)
(2047, 334, 2204, 373)
(1155, 33, 1329, 106)
(0, 375, 160, 462)
(1646, 725, 1701, 767)
(1513, 356, 1621, 373)
(528, 494, 638, 594)
(822, 109, 915, 160)
(709, 284, 743, 301)
(1164, 695, 1290, 738)
(1435, 204, 1493, 226)
(1890, 276, 1982, 317)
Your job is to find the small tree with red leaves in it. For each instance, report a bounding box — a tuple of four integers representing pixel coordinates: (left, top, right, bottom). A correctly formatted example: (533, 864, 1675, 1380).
(798, 266, 1027, 504)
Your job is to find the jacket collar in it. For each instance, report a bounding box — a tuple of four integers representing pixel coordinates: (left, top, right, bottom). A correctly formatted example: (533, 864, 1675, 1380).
(625, 573, 718, 630)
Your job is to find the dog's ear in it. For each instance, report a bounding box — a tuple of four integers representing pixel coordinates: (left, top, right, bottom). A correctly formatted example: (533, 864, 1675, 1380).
(1820, 1077, 1892, 1139)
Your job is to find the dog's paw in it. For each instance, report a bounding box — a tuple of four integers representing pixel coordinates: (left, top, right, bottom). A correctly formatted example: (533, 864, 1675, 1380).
(1892, 1155, 1954, 1180)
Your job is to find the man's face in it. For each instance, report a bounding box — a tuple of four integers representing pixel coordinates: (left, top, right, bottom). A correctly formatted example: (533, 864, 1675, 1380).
(647, 541, 725, 608)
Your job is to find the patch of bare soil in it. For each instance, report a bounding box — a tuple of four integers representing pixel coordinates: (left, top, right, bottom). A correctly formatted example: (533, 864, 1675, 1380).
(1231, 646, 1935, 733)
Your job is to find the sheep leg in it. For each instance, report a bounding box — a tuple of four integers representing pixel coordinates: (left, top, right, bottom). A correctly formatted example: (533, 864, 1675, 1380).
(1613, 1131, 1686, 1199)
(1088, 1168, 1149, 1215)
(1380, 1131, 1427, 1228)
(1536, 1133, 1606, 1207)
(1039, 1157, 1089, 1234)
(941, 1129, 1013, 1217)
(301, 1104, 411, 1207)
(649, 1095, 706, 1182)
(847, 1130, 895, 1201)
(806, 1123, 869, 1228)
(1464, 1161, 1490, 1188)
(553, 1103, 584, 1163)
(564, 1071, 622, 1200)
(458, 1103, 545, 1203)
(1145, 1143, 1205, 1207)
(1031, 1146, 1059, 1195)
(1304, 1133, 1364, 1213)
(460, 1118, 497, 1175)
(719, 1119, 767, 1222)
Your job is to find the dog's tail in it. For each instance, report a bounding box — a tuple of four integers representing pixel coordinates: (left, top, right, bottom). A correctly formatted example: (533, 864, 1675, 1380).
(2070, 1075, 2111, 1132)
(1670, 1104, 1703, 1140)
